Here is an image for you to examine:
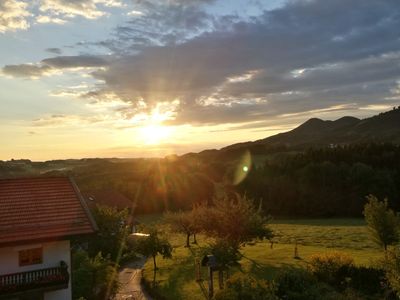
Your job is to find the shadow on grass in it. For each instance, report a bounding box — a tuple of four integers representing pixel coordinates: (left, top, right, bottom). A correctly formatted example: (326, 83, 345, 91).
(155, 249, 208, 300)
(272, 218, 366, 227)
(240, 254, 304, 280)
(196, 280, 208, 299)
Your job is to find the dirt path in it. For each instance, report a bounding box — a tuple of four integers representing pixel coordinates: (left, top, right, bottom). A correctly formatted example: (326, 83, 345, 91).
(115, 257, 153, 300)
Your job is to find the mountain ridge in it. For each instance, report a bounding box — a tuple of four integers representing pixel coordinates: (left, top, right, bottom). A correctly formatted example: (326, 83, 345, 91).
(216, 107, 400, 155)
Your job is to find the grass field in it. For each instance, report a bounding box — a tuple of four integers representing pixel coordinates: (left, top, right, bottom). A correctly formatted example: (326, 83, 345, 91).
(139, 218, 383, 300)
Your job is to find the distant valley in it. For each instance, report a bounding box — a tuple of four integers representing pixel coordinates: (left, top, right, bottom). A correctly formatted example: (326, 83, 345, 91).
(1, 107, 400, 217)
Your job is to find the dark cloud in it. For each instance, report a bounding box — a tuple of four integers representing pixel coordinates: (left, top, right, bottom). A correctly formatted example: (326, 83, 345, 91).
(41, 55, 109, 68)
(94, 0, 216, 54)
(89, 0, 400, 126)
(2, 64, 53, 78)
(45, 47, 62, 55)
(3, 0, 400, 129)
(2, 55, 109, 77)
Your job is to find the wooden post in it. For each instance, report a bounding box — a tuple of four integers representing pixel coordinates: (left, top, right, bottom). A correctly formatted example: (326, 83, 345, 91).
(294, 241, 299, 259)
(208, 268, 214, 299)
(195, 259, 201, 281)
(218, 270, 223, 289)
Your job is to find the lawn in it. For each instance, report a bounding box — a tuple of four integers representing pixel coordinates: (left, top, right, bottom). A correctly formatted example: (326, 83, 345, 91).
(140, 218, 383, 300)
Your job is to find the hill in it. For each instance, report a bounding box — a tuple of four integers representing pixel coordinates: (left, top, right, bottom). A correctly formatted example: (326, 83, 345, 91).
(219, 107, 400, 155)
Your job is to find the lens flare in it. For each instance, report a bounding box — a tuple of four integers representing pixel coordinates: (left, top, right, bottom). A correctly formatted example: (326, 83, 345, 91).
(233, 150, 252, 185)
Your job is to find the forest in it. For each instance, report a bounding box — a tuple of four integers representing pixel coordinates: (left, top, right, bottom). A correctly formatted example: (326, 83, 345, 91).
(238, 143, 400, 217)
(1, 142, 400, 217)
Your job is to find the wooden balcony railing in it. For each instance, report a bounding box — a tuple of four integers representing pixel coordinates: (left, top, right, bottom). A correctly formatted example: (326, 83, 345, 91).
(0, 265, 69, 296)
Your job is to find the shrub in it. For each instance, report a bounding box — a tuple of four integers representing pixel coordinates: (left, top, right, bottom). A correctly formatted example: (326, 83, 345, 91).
(72, 250, 120, 300)
(275, 268, 333, 300)
(308, 251, 354, 286)
(276, 268, 316, 293)
(213, 272, 278, 300)
(347, 266, 385, 295)
(385, 248, 400, 297)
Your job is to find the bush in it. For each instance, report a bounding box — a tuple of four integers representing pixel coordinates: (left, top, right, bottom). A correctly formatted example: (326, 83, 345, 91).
(308, 251, 354, 286)
(72, 250, 120, 300)
(275, 268, 330, 300)
(309, 252, 386, 297)
(213, 272, 278, 300)
(275, 265, 386, 300)
(347, 266, 385, 295)
(385, 248, 400, 297)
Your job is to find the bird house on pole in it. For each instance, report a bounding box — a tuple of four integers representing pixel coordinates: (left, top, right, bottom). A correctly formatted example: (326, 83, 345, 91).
(201, 255, 224, 299)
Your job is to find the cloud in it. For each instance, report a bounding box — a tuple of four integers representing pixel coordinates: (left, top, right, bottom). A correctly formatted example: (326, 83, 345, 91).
(39, 0, 123, 20)
(1, 0, 126, 33)
(91, 0, 216, 54)
(45, 47, 63, 55)
(2, 64, 55, 78)
(2, 55, 109, 78)
(0, 0, 31, 33)
(127, 10, 143, 16)
(87, 0, 400, 126)
(32, 114, 106, 127)
(41, 55, 109, 68)
(36, 15, 66, 24)
(3, 0, 400, 131)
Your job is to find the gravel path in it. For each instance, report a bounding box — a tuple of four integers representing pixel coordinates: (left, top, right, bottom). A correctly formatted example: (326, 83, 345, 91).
(115, 257, 153, 300)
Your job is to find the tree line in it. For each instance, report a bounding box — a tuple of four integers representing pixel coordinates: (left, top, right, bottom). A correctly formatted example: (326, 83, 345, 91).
(2, 142, 400, 218)
(238, 143, 400, 217)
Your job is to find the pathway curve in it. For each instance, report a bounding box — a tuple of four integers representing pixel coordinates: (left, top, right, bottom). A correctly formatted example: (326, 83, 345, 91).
(115, 257, 153, 300)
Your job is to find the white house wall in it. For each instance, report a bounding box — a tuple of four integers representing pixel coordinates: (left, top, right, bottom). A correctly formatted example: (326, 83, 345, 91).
(0, 240, 72, 300)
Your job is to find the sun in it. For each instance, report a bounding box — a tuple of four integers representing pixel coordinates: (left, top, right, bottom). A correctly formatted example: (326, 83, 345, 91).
(139, 124, 172, 145)
(136, 106, 176, 145)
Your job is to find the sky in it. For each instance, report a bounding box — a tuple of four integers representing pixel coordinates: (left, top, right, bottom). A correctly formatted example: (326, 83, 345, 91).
(0, 0, 399, 161)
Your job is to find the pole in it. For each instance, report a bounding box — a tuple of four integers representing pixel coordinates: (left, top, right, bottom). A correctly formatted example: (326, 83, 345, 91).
(208, 268, 213, 299)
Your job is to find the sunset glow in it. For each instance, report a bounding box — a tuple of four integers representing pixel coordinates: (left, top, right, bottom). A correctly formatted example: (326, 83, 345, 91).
(0, 0, 399, 160)
(139, 124, 173, 145)
(0, 2, 399, 300)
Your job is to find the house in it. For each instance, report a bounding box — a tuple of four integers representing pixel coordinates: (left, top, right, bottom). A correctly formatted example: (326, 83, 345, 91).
(0, 177, 97, 300)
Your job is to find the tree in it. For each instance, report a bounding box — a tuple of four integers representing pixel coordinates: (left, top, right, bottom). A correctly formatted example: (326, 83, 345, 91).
(88, 205, 130, 261)
(72, 250, 120, 300)
(132, 226, 172, 271)
(195, 195, 273, 268)
(363, 195, 400, 251)
(164, 210, 198, 247)
(204, 240, 242, 270)
(199, 195, 273, 249)
(385, 248, 400, 296)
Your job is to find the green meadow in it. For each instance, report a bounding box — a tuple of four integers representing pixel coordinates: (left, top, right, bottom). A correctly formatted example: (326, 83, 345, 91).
(140, 218, 383, 300)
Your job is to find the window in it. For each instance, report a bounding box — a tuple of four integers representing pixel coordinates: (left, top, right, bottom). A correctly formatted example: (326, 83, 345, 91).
(19, 248, 43, 266)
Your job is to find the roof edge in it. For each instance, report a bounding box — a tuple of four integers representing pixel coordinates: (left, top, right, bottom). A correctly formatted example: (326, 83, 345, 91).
(69, 177, 99, 232)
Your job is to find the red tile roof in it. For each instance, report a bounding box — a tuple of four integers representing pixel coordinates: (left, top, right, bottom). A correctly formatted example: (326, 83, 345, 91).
(0, 177, 97, 246)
